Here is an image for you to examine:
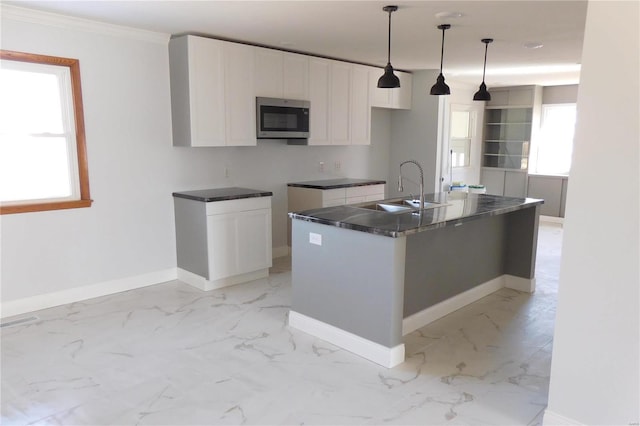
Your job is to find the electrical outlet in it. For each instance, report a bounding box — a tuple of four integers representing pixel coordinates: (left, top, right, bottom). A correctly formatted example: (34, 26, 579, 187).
(225, 167, 230, 178)
(319, 161, 325, 172)
(309, 232, 322, 246)
(334, 161, 341, 171)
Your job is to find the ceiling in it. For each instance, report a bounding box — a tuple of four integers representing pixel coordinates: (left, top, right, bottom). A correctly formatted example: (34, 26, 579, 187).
(4, 1, 588, 87)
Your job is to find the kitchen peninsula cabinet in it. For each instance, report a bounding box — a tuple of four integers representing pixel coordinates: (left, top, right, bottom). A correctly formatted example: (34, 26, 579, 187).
(169, 35, 255, 147)
(173, 188, 272, 290)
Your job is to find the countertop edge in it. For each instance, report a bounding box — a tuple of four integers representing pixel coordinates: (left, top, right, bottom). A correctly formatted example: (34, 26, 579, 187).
(287, 179, 386, 189)
(172, 190, 273, 203)
(289, 197, 543, 238)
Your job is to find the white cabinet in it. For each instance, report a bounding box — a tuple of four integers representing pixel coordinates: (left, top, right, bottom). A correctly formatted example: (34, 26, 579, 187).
(175, 195, 272, 290)
(369, 68, 413, 110)
(224, 42, 256, 146)
(350, 65, 371, 145)
(169, 35, 256, 147)
(308, 59, 372, 146)
(308, 58, 331, 145)
(283, 53, 309, 100)
(330, 61, 351, 145)
(254, 49, 309, 100)
(287, 184, 385, 210)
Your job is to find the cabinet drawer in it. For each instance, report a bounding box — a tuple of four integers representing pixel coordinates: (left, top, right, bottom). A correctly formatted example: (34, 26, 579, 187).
(321, 188, 346, 202)
(345, 184, 384, 198)
(206, 196, 271, 215)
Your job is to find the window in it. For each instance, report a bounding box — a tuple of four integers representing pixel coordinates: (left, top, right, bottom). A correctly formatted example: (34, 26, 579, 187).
(529, 104, 576, 175)
(0, 50, 91, 214)
(450, 110, 474, 168)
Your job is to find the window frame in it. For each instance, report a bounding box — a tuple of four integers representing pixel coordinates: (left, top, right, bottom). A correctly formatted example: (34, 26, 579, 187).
(0, 49, 91, 215)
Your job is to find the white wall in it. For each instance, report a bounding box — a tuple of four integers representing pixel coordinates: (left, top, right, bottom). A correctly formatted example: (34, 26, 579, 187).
(0, 7, 392, 315)
(544, 1, 639, 425)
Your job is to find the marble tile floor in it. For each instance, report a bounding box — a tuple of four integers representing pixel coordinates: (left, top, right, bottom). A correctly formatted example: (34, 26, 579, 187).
(1, 222, 563, 426)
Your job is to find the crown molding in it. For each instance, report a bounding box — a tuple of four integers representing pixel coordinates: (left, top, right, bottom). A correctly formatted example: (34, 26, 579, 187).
(0, 4, 170, 44)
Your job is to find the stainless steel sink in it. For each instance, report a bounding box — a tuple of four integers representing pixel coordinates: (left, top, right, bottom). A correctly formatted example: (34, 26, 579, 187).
(356, 199, 443, 214)
(402, 199, 442, 209)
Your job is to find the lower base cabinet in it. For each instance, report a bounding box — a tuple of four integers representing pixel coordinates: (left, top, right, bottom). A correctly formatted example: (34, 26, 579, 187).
(481, 168, 528, 198)
(527, 175, 569, 217)
(174, 196, 272, 290)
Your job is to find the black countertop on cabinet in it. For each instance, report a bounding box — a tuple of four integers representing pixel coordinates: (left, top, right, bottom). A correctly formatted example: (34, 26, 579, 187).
(172, 187, 272, 202)
(289, 192, 543, 238)
(287, 178, 386, 190)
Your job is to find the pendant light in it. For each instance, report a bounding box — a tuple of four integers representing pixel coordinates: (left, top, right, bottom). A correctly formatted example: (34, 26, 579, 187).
(377, 5, 400, 88)
(473, 38, 494, 101)
(430, 24, 451, 95)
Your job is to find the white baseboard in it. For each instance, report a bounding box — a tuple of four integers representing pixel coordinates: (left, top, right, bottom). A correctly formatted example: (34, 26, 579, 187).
(272, 245, 290, 259)
(402, 274, 536, 335)
(289, 310, 405, 368)
(542, 409, 584, 425)
(402, 276, 505, 335)
(177, 267, 269, 291)
(505, 274, 536, 293)
(0, 268, 177, 319)
(540, 215, 565, 225)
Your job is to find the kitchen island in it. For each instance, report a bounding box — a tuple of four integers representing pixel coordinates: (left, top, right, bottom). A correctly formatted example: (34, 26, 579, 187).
(288, 192, 543, 367)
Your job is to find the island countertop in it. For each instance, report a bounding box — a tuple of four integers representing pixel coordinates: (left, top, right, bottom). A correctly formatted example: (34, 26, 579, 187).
(288, 192, 543, 238)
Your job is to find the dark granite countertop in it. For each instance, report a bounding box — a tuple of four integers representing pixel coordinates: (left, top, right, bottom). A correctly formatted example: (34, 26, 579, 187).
(287, 178, 386, 189)
(289, 192, 543, 238)
(173, 187, 272, 202)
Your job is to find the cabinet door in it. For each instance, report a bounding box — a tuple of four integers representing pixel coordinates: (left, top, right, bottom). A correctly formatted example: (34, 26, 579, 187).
(369, 67, 393, 108)
(350, 65, 371, 145)
(206, 213, 238, 280)
(185, 36, 226, 147)
(330, 61, 351, 145)
(481, 168, 505, 196)
(236, 209, 272, 274)
(527, 175, 563, 216)
(224, 42, 256, 146)
(308, 58, 331, 145)
(283, 53, 309, 100)
(393, 71, 413, 110)
(504, 171, 528, 197)
(255, 48, 283, 98)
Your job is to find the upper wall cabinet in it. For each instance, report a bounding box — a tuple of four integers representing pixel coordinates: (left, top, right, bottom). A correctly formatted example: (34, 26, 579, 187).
(307, 58, 371, 146)
(254, 49, 309, 100)
(369, 68, 412, 110)
(169, 35, 256, 147)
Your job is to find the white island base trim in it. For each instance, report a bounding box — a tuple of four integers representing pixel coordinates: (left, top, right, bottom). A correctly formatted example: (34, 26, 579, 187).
(177, 267, 269, 291)
(403, 274, 536, 335)
(289, 311, 405, 368)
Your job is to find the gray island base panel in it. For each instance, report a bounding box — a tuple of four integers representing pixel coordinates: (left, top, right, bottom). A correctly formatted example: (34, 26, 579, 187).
(288, 192, 542, 368)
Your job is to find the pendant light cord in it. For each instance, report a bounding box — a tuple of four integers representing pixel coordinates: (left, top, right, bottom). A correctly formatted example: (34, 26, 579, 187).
(481, 42, 488, 82)
(387, 10, 392, 63)
(439, 26, 446, 72)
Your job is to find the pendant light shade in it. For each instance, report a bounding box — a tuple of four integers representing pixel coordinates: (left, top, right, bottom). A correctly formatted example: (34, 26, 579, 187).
(430, 24, 451, 96)
(377, 5, 400, 89)
(473, 38, 494, 101)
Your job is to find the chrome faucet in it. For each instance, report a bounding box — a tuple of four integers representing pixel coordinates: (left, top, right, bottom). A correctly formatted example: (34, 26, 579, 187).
(398, 160, 425, 211)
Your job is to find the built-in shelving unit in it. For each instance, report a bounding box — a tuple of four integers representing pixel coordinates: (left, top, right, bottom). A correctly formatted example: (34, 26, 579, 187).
(480, 85, 542, 197)
(483, 108, 532, 170)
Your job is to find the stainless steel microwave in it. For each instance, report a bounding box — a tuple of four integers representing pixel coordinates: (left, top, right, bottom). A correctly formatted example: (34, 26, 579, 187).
(256, 97, 310, 139)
